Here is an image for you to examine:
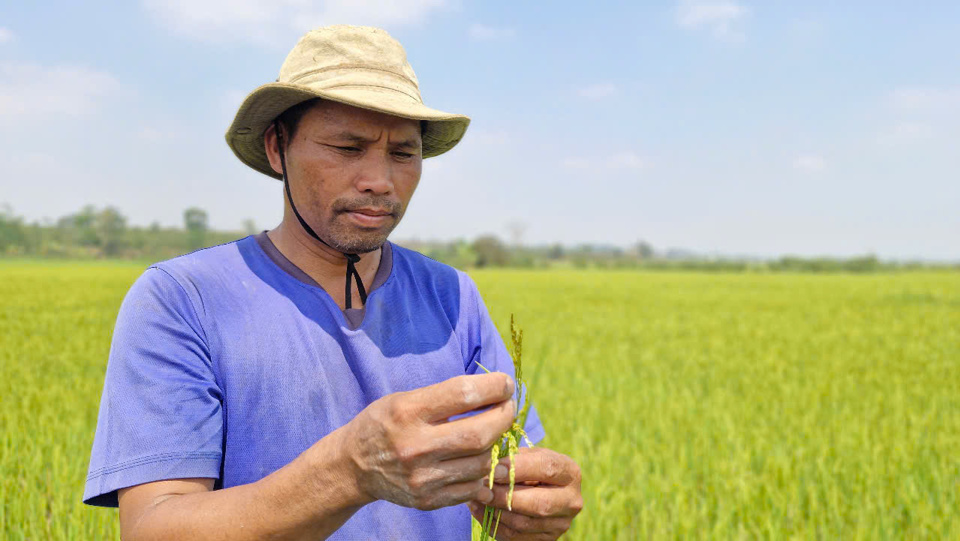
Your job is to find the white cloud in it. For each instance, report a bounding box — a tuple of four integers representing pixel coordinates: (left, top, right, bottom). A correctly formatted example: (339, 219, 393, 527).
(607, 151, 646, 170)
(143, 0, 291, 43)
(143, 0, 448, 45)
(676, 1, 749, 42)
(301, 0, 447, 29)
(793, 154, 825, 172)
(875, 86, 958, 146)
(0, 63, 123, 117)
(0, 28, 13, 44)
(876, 123, 934, 146)
(577, 82, 618, 100)
(888, 86, 960, 113)
(468, 23, 516, 41)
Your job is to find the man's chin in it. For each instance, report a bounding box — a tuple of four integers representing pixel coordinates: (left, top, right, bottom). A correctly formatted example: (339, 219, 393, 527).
(327, 227, 394, 254)
(343, 242, 385, 254)
(321, 213, 402, 253)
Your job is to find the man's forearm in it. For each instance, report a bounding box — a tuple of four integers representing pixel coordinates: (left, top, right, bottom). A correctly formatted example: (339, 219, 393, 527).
(124, 426, 371, 541)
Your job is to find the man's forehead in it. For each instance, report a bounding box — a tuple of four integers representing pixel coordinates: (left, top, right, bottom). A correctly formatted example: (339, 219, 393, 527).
(306, 100, 421, 135)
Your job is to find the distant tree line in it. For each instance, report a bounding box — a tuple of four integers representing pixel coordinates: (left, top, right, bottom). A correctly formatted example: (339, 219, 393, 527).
(1, 204, 955, 272)
(400, 236, 958, 273)
(0, 203, 250, 261)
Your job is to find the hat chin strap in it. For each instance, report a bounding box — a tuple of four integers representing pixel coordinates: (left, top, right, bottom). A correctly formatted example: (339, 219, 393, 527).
(274, 120, 368, 310)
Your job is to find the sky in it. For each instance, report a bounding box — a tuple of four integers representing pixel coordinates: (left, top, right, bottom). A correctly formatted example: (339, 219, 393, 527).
(0, 1, 958, 261)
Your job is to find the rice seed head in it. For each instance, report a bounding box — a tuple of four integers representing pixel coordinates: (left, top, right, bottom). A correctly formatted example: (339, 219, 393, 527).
(506, 431, 519, 510)
(488, 442, 499, 490)
(510, 314, 523, 385)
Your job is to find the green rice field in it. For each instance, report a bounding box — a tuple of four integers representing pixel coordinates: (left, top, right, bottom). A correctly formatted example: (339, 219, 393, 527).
(2, 260, 959, 539)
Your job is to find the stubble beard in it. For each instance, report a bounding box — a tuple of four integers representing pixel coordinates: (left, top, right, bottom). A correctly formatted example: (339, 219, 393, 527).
(321, 196, 406, 254)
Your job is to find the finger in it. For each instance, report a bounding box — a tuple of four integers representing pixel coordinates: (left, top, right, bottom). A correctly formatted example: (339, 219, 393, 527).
(484, 521, 556, 541)
(466, 500, 486, 523)
(412, 373, 514, 423)
(467, 502, 531, 541)
(493, 448, 580, 487)
(487, 508, 572, 536)
(410, 453, 493, 490)
(488, 484, 583, 518)
(427, 398, 516, 459)
(422, 479, 493, 510)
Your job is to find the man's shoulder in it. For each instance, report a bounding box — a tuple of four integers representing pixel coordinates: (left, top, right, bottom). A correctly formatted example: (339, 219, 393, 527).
(143, 236, 253, 293)
(390, 242, 474, 288)
(388, 243, 485, 334)
(389, 242, 483, 312)
(156, 236, 247, 266)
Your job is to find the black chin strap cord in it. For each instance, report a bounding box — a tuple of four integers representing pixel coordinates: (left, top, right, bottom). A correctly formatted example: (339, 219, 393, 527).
(275, 120, 367, 309)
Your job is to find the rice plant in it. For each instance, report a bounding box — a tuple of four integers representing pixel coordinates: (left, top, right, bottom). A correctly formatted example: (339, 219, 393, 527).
(473, 315, 532, 541)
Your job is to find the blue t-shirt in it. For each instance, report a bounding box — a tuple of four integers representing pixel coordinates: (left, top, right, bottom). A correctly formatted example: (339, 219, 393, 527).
(84, 234, 544, 540)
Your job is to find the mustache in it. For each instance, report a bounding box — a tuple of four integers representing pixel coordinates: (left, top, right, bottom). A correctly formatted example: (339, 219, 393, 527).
(332, 196, 403, 217)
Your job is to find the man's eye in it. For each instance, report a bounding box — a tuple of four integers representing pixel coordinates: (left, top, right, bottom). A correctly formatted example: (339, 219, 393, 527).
(337, 146, 361, 152)
(393, 151, 413, 159)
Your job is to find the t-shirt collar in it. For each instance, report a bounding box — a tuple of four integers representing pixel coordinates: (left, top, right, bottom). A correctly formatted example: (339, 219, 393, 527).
(252, 230, 393, 296)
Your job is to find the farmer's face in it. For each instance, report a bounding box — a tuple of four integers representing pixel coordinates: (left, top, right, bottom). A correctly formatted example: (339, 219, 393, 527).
(266, 100, 423, 254)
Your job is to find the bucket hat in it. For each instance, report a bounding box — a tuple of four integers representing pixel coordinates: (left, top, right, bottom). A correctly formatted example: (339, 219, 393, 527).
(226, 24, 471, 179)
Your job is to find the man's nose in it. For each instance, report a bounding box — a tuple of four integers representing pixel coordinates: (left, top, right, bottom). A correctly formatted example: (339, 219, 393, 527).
(354, 152, 395, 195)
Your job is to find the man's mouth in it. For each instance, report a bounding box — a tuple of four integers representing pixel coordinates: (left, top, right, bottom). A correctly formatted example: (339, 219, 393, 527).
(344, 208, 395, 227)
(348, 208, 393, 217)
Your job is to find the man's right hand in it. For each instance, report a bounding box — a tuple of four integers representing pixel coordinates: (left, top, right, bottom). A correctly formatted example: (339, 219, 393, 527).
(342, 372, 516, 511)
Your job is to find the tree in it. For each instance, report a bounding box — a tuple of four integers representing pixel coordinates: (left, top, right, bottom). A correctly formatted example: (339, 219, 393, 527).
(0, 204, 27, 255)
(57, 205, 99, 248)
(546, 244, 565, 260)
(184, 207, 209, 250)
(95, 207, 128, 257)
(634, 240, 655, 260)
(242, 218, 258, 236)
(471, 235, 509, 268)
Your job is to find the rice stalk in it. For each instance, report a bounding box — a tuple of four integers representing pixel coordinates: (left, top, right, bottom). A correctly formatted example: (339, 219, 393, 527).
(474, 314, 532, 541)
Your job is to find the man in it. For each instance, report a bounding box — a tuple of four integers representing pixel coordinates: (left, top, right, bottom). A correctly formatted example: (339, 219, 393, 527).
(84, 25, 582, 540)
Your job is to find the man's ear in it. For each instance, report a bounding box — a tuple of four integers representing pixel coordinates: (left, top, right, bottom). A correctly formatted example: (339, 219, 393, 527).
(263, 123, 284, 176)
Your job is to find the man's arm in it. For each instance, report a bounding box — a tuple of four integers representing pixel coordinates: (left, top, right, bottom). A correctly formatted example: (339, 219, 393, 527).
(117, 373, 516, 541)
(119, 424, 363, 541)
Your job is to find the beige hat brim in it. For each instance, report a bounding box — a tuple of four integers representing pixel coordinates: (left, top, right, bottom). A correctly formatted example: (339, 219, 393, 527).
(225, 83, 471, 180)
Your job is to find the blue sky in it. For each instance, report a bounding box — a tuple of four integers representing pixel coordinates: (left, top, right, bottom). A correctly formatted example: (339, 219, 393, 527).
(1, 1, 957, 260)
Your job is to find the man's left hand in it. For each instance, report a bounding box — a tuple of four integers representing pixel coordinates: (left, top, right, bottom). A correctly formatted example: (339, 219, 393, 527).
(466, 447, 583, 540)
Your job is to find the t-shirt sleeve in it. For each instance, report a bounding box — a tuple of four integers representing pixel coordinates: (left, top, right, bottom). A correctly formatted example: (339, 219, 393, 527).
(457, 272, 546, 446)
(83, 266, 224, 507)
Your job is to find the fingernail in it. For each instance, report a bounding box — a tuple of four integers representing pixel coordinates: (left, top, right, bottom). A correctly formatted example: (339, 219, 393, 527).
(479, 489, 494, 504)
(505, 376, 514, 393)
(494, 464, 508, 480)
